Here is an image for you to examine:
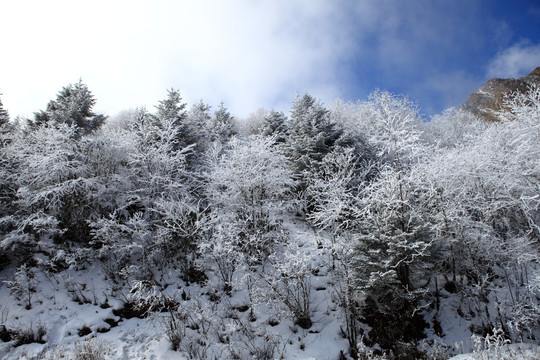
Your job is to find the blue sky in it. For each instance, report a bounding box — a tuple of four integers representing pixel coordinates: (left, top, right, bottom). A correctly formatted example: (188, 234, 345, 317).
(1, 0, 540, 119)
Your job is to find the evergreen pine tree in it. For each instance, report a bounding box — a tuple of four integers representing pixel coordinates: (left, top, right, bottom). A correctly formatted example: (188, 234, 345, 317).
(261, 110, 288, 143)
(29, 80, 106, 136)
(0, 92, 9, 128)
(287, 93, 342, 174)
(210, 102, 237, 142)
(154, 88, 190, 152)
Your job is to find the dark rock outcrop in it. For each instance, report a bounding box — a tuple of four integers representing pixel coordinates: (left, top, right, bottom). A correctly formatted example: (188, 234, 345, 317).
(461, 67, 540, 121)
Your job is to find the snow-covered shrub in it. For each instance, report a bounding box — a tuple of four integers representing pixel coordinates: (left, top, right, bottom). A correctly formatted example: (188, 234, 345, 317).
(0, 228, 36, 270)
(73, 337, 114, 360)
(197, 220, 243, 294)
(161, 298, 216, 358)
(162, 309, 185, 351)
(64, 275, 95, 305)
(4, 264, 37, 310)
(128, 280, 178, 317)
(204, 135, 294, 260)
(418, 338, 455, 360)
(9, 321, 47, 347)
(231, 331, 283, 360)
(469, 327, 540, 360)
(152, 198, 207, 282)
(259, 242, 315, 329)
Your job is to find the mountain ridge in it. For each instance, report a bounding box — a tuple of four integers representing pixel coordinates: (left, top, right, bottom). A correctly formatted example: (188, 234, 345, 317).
(461, 67, 540, 121)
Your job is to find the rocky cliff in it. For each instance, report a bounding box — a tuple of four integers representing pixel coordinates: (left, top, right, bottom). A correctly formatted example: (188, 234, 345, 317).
(461, 67, 540, 121)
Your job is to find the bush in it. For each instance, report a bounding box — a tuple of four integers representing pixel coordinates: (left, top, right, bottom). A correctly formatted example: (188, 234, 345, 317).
(74, 338, 113, 360)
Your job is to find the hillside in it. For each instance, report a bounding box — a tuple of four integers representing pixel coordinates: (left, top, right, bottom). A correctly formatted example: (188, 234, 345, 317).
(0, 83, 539, 360)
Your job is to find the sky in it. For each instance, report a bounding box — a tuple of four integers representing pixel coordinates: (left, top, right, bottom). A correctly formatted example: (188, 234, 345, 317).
(1, 0, 540, 120)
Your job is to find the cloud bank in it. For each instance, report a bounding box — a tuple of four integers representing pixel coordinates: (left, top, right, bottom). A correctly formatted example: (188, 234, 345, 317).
(1, 0, 538, 119)
(487, 42, 540, 78)
(1, 0, 358, 118)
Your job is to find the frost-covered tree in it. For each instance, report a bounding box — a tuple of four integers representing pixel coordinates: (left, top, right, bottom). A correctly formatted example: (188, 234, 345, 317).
(128, 105, 196, 204)
(307, 146, 359, 233)
(354, 166, 434, 288)
(152, 197, 207, 283)
(422, 86, 540, 339)
(363, 90, 424, 167)
(423, 107, 486, 149)
(329, 91, 436, 352)
(0, 92, 9, 128)
(205, 102, 237, 144)
(92, 211, 156, 282)
(182, 100, 214, 155)
(237, 107, 269, 136)
(89, 100, 199, 284)
(3, 112, 133, 259)
(260, 110, 288, 143)
(13, 124, 94, 244)
(197, 218, 244, 294)
(153, 88, 191, 152)
(204, 135, 294, 260)
(0, 103, 17, 220)
(287, 93, 342, 176)
(29, 80, 106, 136)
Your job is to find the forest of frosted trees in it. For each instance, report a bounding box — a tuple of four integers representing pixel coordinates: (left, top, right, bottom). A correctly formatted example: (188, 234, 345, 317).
(0, 82, 539, 359)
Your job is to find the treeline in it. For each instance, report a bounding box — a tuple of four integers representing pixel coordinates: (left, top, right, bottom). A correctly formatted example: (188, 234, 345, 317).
(0, 82, 538, 358)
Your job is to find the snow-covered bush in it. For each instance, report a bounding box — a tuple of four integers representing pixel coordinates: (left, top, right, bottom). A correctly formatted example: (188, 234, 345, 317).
(197, 219, 243, 294)
(91, 210, 172, 285)
(153, 198, 207, 282)
(128, 280, 178, 317)
(259, 242, 315, 329)
(162, 309, 185, 351)
(73, 337, 114, 360)
(4, 264, 37, 310)
(204, 135, 293, 261)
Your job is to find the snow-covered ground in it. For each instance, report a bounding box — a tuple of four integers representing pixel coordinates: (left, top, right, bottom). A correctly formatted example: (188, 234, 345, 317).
(1, 218, 538, 359)
(0, 219, 351, 359)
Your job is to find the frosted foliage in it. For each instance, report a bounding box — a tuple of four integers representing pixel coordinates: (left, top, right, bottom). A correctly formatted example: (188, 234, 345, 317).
(425, 107, 487, 148)
(354, 166, 434, 291)
(206, 136, 293, 212)
(259, 242, 315, 329)
(205, 136, 293, 258)
(364, 90, 423, 162)
(287, 93, 341, 173)
(2, 84, 540, 360)
(307, 146, 359, 232)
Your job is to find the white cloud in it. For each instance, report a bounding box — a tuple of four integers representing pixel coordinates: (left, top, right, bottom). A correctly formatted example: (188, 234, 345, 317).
(487, 42, 540, 78)
(0, 0, 358, 118)
(1, 0, 524, 119)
